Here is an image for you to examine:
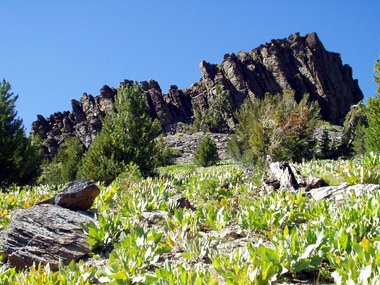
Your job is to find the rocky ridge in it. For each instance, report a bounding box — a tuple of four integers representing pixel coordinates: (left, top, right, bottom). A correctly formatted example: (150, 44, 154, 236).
(31, 32, 363, 156)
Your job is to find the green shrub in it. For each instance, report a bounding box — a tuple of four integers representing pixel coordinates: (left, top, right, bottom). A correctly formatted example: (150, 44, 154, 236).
(193, 135, 220, 167)
(175, 121, 198, 134)
(344, 152, 380, 184)
(341, 103, 367, 156)
(15, 136, 43, 186)
(154, 135, 177, 167)
(232, 91, 320, 163)
(318, 129, 331, 158)
(115, 162, 143, 183)
(227, 134, 244, 162)
(352, 123, 367, 156)
(38, 137, 84, 185)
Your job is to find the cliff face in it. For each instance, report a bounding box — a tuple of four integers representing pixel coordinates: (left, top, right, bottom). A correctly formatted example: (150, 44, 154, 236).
(192, 33, 362, 123)
(31, 32, 363, 156)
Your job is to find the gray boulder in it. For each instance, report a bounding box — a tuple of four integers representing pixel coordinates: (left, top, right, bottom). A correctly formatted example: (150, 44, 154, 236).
(0, 204, 93, 270)
(140, 210, 169, 225)
(39, 179, 100, 211)
(309, 183, 380, 201)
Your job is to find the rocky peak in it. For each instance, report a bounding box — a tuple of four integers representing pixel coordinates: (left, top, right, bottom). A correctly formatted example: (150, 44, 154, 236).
(31, 32, 363, 156)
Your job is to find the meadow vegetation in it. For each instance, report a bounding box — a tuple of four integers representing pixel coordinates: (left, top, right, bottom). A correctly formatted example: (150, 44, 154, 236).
(1, 61, 380, 283)
(1, 163, 380, 284)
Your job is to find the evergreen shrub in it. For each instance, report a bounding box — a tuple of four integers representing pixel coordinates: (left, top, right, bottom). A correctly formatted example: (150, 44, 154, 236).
(193, 135, 220, 167)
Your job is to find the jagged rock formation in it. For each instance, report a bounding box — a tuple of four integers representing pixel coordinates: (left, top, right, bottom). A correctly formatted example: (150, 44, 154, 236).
(31, 32, 363, 156)
(32, 85, 116, 156)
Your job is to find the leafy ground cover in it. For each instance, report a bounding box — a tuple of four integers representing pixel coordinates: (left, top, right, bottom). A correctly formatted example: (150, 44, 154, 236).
(1, 163, 380, 284)
(298, 152, 380, 186)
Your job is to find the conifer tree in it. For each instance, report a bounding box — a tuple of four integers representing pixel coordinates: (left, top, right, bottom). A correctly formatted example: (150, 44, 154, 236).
(78, 84, 161, 184)
(365, 61, 380, 153)
(319, 129, 331, 158)
(193, 135, 220, 167)
(0, 80, 40, 187)
(341, 103, 367, 156)
(194, 88, 233, 132)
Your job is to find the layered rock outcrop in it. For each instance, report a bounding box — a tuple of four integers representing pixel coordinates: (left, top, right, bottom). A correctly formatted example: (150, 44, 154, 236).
(0, 180, 100, 270)
(0, 204, 93, 270)
(31, 32, 363, 156)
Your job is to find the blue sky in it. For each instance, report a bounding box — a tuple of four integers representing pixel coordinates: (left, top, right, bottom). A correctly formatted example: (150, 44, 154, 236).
(1, 1, 379, 132)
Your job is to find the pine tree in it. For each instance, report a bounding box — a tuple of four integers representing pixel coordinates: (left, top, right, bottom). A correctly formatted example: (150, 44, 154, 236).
(193, 87, 233, 133)
(352, 123, 366, 156)
(365, 61, 380, 153)
(341, 103, 367, 156)
(78, 84, 161, 184)
(319, 129, 331, 158)
(193, 135, 220, 167)
(0, 80, 28, 186)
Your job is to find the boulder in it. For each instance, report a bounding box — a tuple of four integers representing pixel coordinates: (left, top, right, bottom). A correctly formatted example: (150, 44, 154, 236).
(140, 210, 169, 225)
(305, 176, 326, 191)
(309, 183, 380, 201)
(169, 194, 196, 210)
(0, 204, 93, 270)
(38, 179, 100, 211)
(265, 162, 305, 191)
